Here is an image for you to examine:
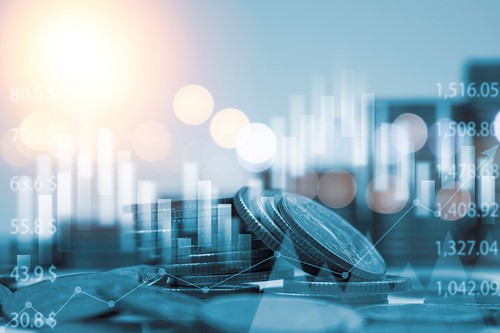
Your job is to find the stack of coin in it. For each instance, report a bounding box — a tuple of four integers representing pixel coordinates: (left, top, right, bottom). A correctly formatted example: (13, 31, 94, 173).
(263, 275, 411, 306)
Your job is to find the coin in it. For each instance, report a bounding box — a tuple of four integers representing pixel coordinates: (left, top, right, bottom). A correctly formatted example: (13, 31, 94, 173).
(97, 281, 200, 327)
(0, 284, 12, 311)
(358, 304, 484, 324)
(262, 287, 388, 305)
(283, 275, 411, 295)
(234, 187, 323, 275)
(200, 294, 364, 333)
(164, 284, 260, 299)
(168, 268, 295, 287)
(424, 296, 500, 325)
(278, 192, 386, 279)
(161, 260, 275, 276)
(3, 272, 147, 326)
(105, 265, 164, 284)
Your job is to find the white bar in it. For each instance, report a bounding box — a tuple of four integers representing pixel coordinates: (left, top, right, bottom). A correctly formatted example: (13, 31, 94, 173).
(271, 117, 285, 189)
(357, 93, 373, 166)
(56, 172, 71, 251)
(177, 238, 191, 264)
(320, 95, 334, 158)
(460, 146, 475, 193)
(416, 162, 431, 217)
(158, 199, 172, 264)
(197, 180, 212, 249)
(183, 162, 198, 200)
(38, 194, 53, 264)
(479, 156, 495, 224)
(311, 75, 326, 157)
(420, 180, 436, 214)
(218, 204, 232, 260)
(117, 151, 136, 251)
(16, 177, 33, 252)
(137, 181, 157, 261)
(289, 95, 305, 139)
(375, 123, 391, 191)
(77, 153, 92, 229)
(282, 137, 297, 191)
(97, 128, 115, 226)
(300, 115, 315, 174)
(340, 71, 355, 137)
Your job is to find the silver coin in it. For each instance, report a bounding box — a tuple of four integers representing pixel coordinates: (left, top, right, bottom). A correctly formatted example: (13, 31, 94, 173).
(262, 287, 388, 305)
(278, 193, 386, 279)
(97, 281, 200, 327)
(169, 268, 294, 287)
(200, 294, 364, 333)
(234, 187, 323, 275)
(164, 284, 260, 299)
(2, 272, 146, 326)
(104, 265, 164, 284)
(187, 248, 274, 263)
(359, 304, 484, 324)
(283, 275, 411, 295)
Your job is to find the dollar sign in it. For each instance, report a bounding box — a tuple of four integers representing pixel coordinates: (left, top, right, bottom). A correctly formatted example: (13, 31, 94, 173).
(49, 265, 57, 283)
(47, 311, 57, 328)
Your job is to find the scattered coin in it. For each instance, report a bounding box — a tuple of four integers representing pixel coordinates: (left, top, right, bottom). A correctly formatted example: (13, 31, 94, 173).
(200, 294, 364, 333)
(164, 284, 260, 299)
(97, 281, 200, 327)
(168, 268, 295, 287)
(234, 187, 323, 275)
(283, 275, 411, 295)
(187, 248, 274, 264)
(424, 295, 500, 325)
(277, 193, 386, 280)
(161, 260, 275, 276)
(262, 287, 388, 305)
(358, 304, 484, 324)
(3, 273, 145, 326)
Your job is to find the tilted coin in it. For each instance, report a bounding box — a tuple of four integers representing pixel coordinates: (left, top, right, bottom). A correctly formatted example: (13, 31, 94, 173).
(105, 265, 164, 284)
(283, 275, 411, 295)
(262, 287, 388, 305)
(3, 272, 147, 326)
(358, 304, 484, 324)
(164, 284, 260, 299)
(425, 296, 500, 325)
(278, 193, 386, 279)
(161, 260, 275, 276)
(200, 294, 364, 333)
(0, 284, 13, 310)
(97, 281, 200, 327)
(169, 268, 295, 287)
(234, 187, 323, 275)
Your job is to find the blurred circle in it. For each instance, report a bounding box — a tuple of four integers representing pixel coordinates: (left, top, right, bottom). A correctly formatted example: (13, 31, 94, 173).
(132, 121, 171, 162)
(318, 170, 357, 208)
(19, 111, 55, 152)
(393, 113, 428, 153)
(210, 108, 250, 149)
(366, 175, 409, 214)
(436, 183, 472, 221)
(47, 119, 78, 160)
(173, 84, 214, 125)
(427, 118, 464, 158)
(235, 123, 276, 172)
(295, 172, 319, 199)
(1, 130, 31, 167)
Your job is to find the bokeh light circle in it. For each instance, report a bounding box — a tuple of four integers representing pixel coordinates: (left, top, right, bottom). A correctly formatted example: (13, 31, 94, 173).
(173, 84, 214, 125)
(294, 172, 319, 200)
(235, 123, 276, 172)
(318, 170, 357, 208)
(436, 183, 472, 221)
(366, 175, 409, 214)
(210, 108, 249, 149)
(132, 121, 171, 162)
(494, 111, 500, 143)
(393, 113, 428, 153)
(19, 111, 55, 152)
